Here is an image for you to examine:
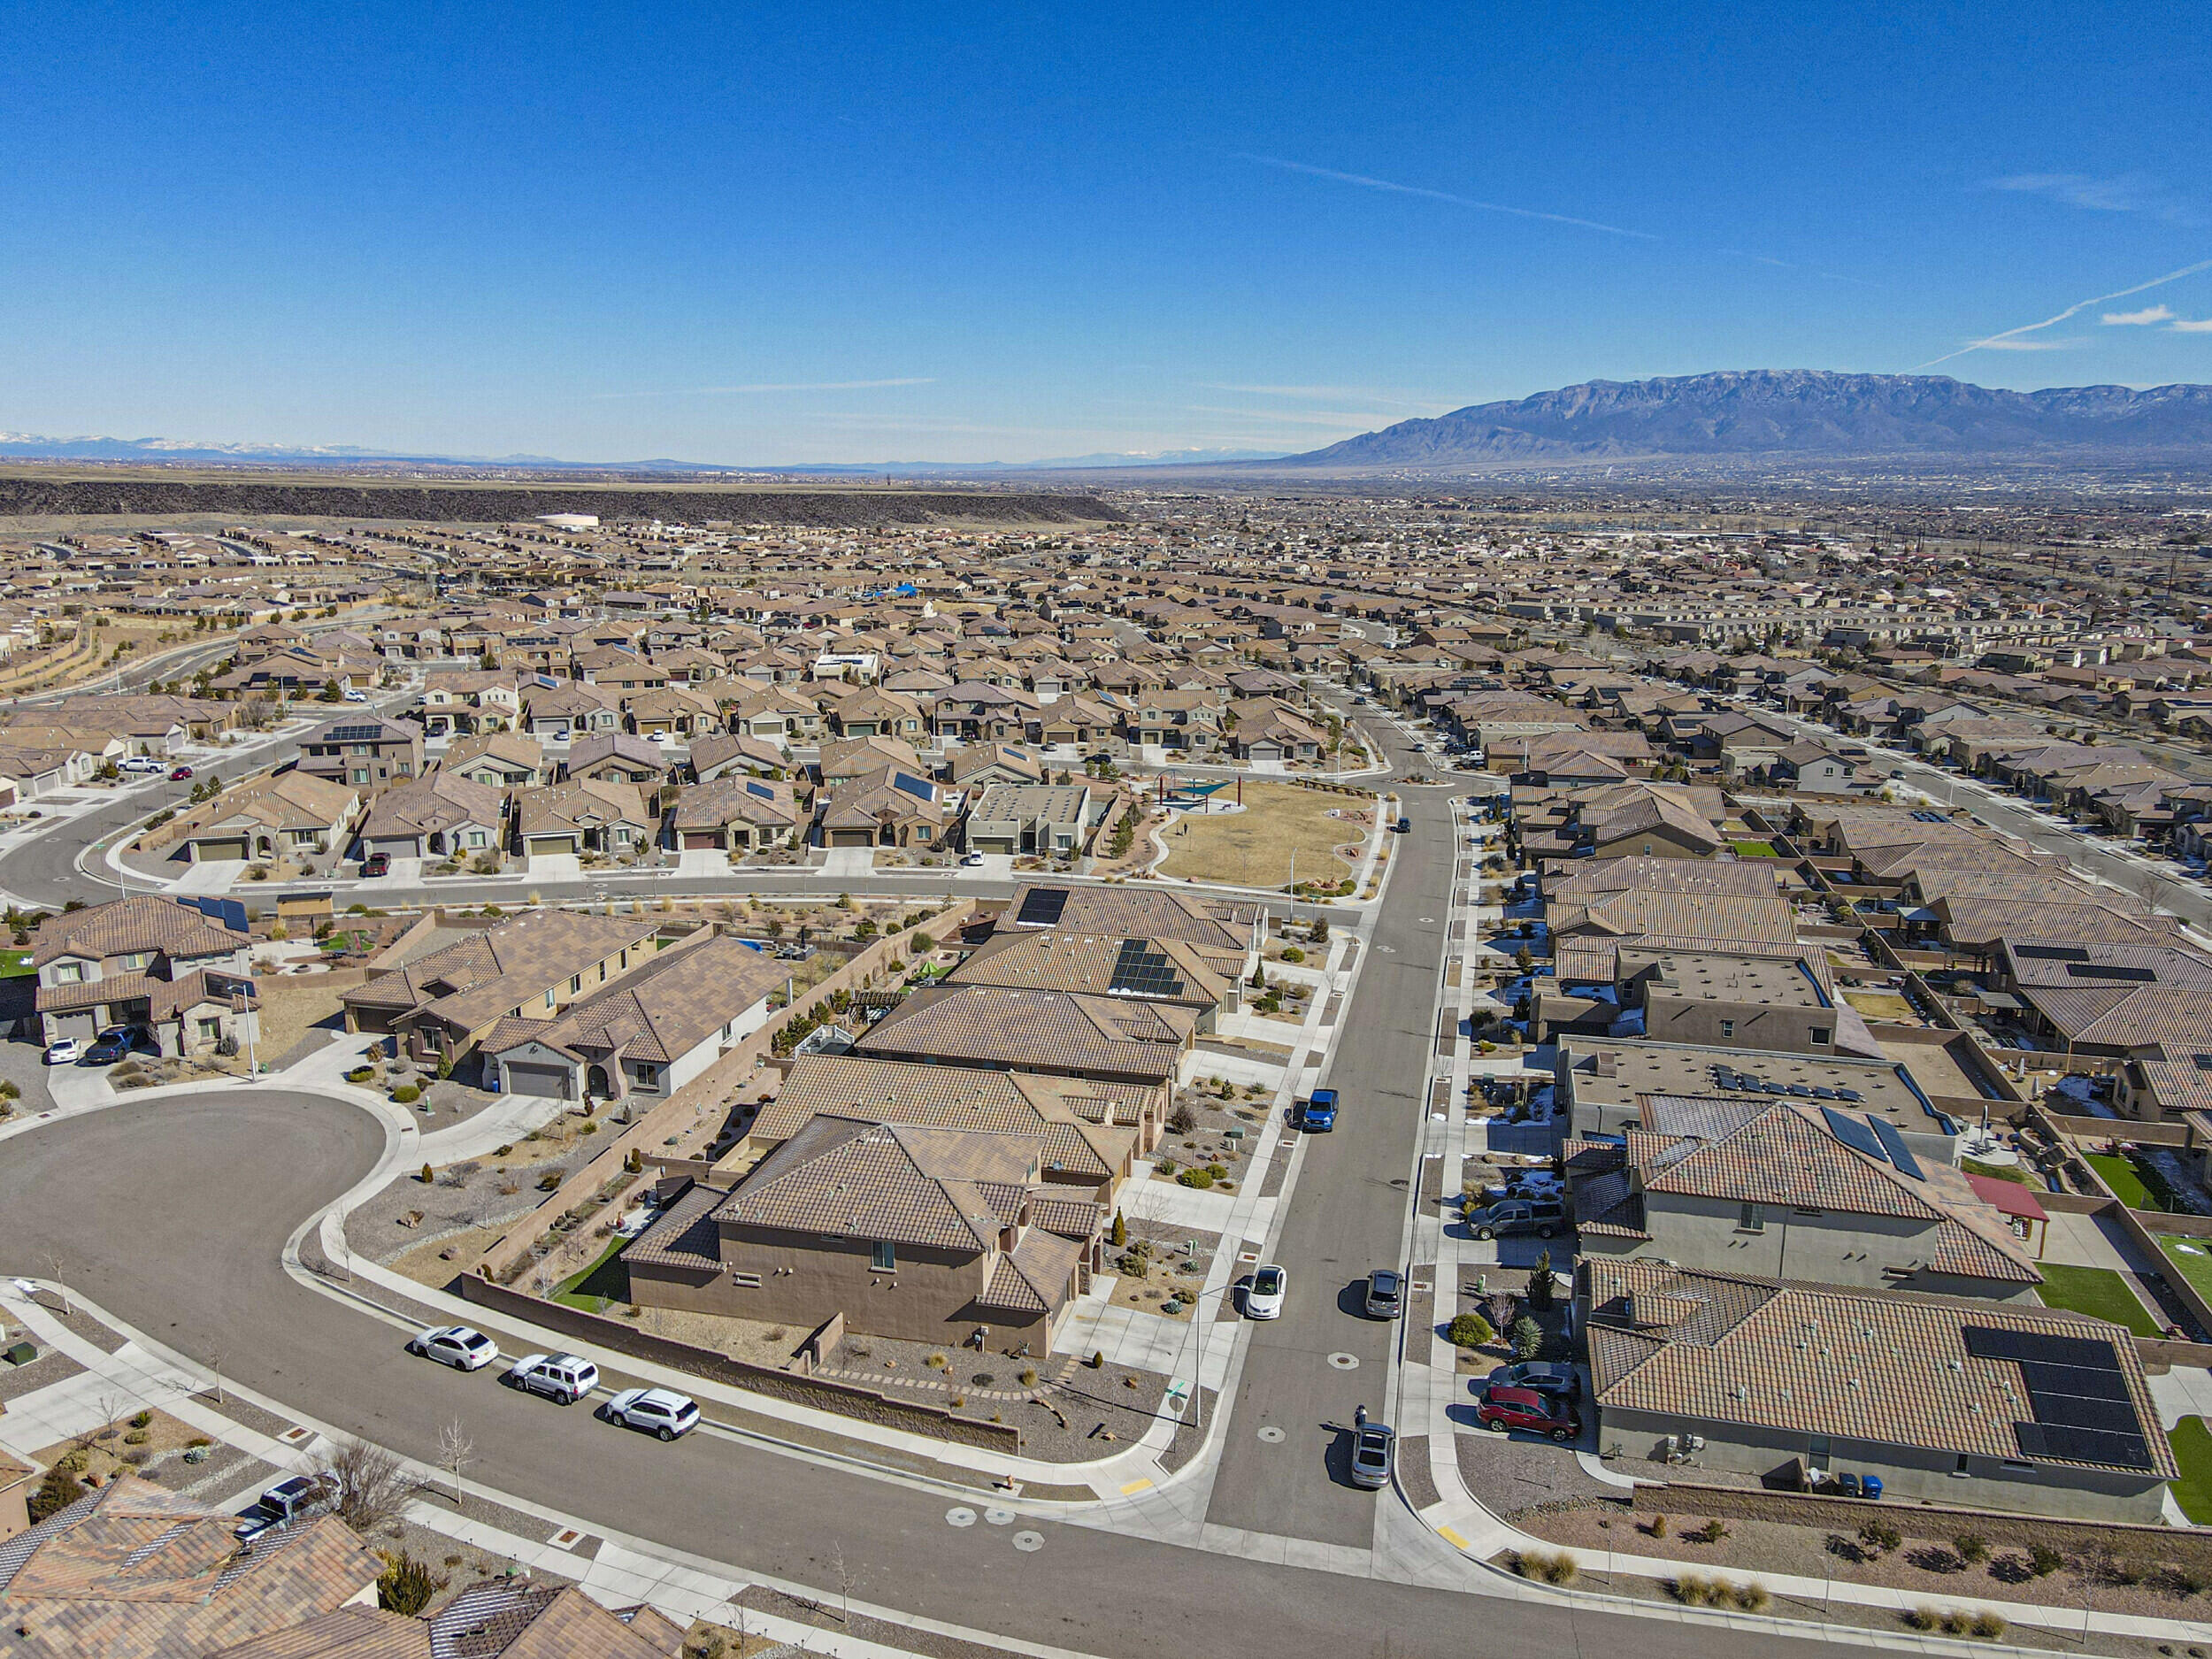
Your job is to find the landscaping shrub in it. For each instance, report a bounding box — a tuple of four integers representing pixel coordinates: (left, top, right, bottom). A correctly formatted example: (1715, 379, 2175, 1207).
(418, 1163, 434, 1184)
(27, 1469, 83, 1524)
(1686, 1518, 1730, 1545)
(2027, 1542, 2062, 1577)
(1954, 1532, 1989, 1564)
(1512, 1548, 1578, 1586)
(375, 1552, 448, 1617)
(1510, 1314, 1544, 1360)
(128, 1410, 150, 1429)
(1860, 1519, 1902, 1556)
(391, 1084, 422, 1104)
(344, 1067, 375, 1084)
(1176, 1168, 1216, 1189)
(1670, 1573, 1715, 1606)
(1970, 1611, 2007, 1640)
(1446, 1312, 1494, 1348)
(536, 1171, 562, 1191)
(1280, 946, 1304, 964)
(1166, 1102, 1197, 1135)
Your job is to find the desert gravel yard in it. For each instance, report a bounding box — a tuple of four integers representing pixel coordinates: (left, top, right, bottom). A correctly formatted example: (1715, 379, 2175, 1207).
(1157, 781, 1368, 888)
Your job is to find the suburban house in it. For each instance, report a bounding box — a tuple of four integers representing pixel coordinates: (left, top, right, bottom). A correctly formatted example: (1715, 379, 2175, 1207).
(945, 929, 1240, 1025)
(624, 1116, 1102, 1342)
(1569, 1097, 2042, 1302)
(665, 776, 799, 852)
(1581, 1258, 2173, 1521)
(945, 741, 1047, 791)
(687, 730, 786, 781)
(512, 779, 653, 858)
(961, 781, 1093, 857)
(815, 764, 945, 849)
(743, 1050, 1159, 1177)
(856, 982, 1195, 1087)
(1225, 695, 1328, 763)
(174, 772, 359, 864)
(559, 732, 669, 786)
(294, 714, 421, 794)
(419, 669, 521, 737)
(33, 895, 261, 1056)
(483, 932, 784, 1102)
(995, 883, 1263, 972)
(441, 731, 548, 788)
(1536, 944, 1883, 1057)
(355, 769, 506, 865)
(341, 910, 666, 1069)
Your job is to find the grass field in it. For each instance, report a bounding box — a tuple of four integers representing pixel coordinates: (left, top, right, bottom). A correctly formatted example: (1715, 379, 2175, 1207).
(1840, 990, 1916, 1021)
(552, 1237, 631, 1313)
(2159, 1234, 2212, 1304)
(1731, 839, 1778, 857)
(2171, 1417, 2212, 1525)
(2031, 1263, 2161, 1337)
(2085, 1151, 2164, 1212)
(1157, 781, 1368, 889)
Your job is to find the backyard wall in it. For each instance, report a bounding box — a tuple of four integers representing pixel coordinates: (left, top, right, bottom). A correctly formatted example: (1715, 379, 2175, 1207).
(454, 1273, 1022, 1454)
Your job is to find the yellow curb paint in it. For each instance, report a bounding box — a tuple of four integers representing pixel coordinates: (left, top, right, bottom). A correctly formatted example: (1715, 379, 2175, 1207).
(1437, 1525, 1471, 1549)
(1118, 1478, 1154, 1495)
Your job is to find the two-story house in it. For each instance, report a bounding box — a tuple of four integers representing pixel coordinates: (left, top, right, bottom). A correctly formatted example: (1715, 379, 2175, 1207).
(33, 895, 260, 1056)
(295, 714, 421, 794)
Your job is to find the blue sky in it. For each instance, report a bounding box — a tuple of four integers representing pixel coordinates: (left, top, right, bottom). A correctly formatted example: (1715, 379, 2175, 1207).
(1, 2, 2208, 464)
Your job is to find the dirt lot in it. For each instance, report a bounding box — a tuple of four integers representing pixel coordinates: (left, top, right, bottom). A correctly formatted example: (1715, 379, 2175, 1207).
(251, 975, 349, 1061)
(1157, 781, 1370, 888)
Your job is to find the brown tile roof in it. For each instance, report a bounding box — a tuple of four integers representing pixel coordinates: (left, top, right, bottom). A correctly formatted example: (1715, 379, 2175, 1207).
(342, 911, 663, 1035)
(1586, 1260, 2175, 1479)
(30, 895, 246, 968)
(718, 1115, 1042, 1252)
(948, 931, 1236, 1009)
(205, 1607, 432, 1656)
(426, 1582, 682, 1658)
(486, 934, 784, 1065)
(856, 984, 1193, 1083)
(999, 884, 1260, 951)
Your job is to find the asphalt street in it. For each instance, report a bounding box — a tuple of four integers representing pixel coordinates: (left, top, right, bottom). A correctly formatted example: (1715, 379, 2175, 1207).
(1203, 753, 1452, 1544)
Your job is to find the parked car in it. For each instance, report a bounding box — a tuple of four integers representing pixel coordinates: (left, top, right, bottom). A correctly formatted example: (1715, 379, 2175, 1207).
(81, 1026, 152, 1065)
(1363, 1268, 1404, 1319)
(234, 1472, 338, 1538)
(118, 757, 164, 776)
(1462, 1196, 1565, 1240)
(507, 1352, 600, 1404)
(1477, 1171, 1563, 1203)
(42, 1038, 81, 1066)
(1394, 815, 1411, 833)
(1300, 1088, 1339, 1131)
(1486, 1360, 1580, 1397)
(605, 1386, 699, 1440)
(1478, 1383, 1581, 1441)
(1245, 1263, 1286, 1320)
(960, 852, 987, 866)
(342, 688, 369, 703)
(1348, 1423, 1396, 1489)
(646, 730, 671, 743)
(361, 852, 390, 877)
(168, 765, 194, 780)
(407, 1325, 498, 1371)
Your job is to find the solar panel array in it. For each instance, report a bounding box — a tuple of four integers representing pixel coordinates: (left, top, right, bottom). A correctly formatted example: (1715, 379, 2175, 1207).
(2065, 963, 2157, 981)
(1107, 938, 1187, 999)
(1962, 1325, 2154, 1471)
(1869, 1116, 1924, 1180)
(892, 772, 935, 801)
(322, 723, 388, 743)
(1820, 1105, 1887, 1164)
(2016, 944, 2091, 962)
(1014, 888, 1069, 927)
(745, 781, 774, 799)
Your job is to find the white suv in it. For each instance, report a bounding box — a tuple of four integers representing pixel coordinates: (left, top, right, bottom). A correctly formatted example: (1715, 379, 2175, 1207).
(605, 1386, 699, 1440)
(408, 1325, 498, 1371)
(508, 1352, 599, 1405)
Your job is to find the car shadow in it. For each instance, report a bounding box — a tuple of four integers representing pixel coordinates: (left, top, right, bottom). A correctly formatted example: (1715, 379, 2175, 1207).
(1333, 1279, 1374, 1318)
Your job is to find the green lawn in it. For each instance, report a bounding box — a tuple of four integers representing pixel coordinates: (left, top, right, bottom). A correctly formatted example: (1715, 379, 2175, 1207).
(1730, 839, 1778, 857)
(0, 951, 33, 979)
(2032, 1263, 2161, 1337)
(2170, 1417, 2212, 1525)
(2158, 1234, 2212, 1306)
(2085, 1152, 2165, 1212)
(549, 1237, 631, 1314)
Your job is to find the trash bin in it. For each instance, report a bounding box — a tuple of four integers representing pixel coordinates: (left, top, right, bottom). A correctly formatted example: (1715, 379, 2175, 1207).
(1862, 1475, 1883, 1500)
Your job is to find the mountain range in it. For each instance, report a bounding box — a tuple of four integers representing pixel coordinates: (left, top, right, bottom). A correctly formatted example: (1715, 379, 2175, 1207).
(1281, 370, 2212, 468)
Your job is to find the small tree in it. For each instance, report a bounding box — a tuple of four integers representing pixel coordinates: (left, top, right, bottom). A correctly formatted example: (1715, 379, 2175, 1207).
(1526, 1249, 1556, 1310)
(435, 1418, 472, 1508)
(27, 1468, 84, 1524)
(328, 1436, 412, 1536)
(317, 678, 342, 703)
(376, 1551, 447, 1616)
(1510, 1314, 1544, 1360)
(1110, 1210, 1127, 1249)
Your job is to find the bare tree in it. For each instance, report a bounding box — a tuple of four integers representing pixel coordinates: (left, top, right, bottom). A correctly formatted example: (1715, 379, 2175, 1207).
(326, 1435, 411, 1537)
(205, 1344, 229, 1406)
(41, 1253, 68, 1316)
(829, 1540, 857, 1625)
(435, 1418, 473, 1509)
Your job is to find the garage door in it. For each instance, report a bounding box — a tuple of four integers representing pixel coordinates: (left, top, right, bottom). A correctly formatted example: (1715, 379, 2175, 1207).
(196, 838, 249, 862)
(503, 1063, 571, 1099)
(681, 831, 720, 849)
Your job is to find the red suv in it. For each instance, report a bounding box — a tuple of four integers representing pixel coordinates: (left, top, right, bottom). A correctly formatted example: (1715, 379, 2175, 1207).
(1477, 1383, 1581, 1442)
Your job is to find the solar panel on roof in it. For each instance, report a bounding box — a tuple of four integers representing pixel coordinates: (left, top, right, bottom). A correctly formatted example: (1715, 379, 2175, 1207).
(2016, 944, 2091, 962)
(1821, 1105, 1890, 1164)
(2066, 963, 2157, 981)
(1811, 1087, 1837, 1100)
(1869, 1117, 1924, 1180)
(323, 723, 386, 742)
(1834, 1087, 1863, 1102)
(745, 781, 773, 799)
(1015, 888, 1069, 927)
(1761, 1079, 1786, 1095)
(892, 772, 934, 800)
(1107, 938, 1187, 999)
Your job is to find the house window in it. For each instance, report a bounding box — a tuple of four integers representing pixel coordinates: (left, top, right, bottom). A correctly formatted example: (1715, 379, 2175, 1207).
(1809, 1026, 1831, 1046)
(570, 975, 582, 994)
(50, 964, 82, 985)
(1954, 1454, 1970, 1475)
(1737, 1203, 1763, 1233)
(872, 1241, 896, 1271)
(118, 951, 153, 971)
(351, 769, 370, 786)
(467, 831, 486, 848)
(544, 988, 557, 1009)
(197, 1017, 220, 1041)
(1719, 1019, 1735, 1039)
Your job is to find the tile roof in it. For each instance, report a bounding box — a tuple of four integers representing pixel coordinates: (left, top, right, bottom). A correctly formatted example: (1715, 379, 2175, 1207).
(486, 934, 784, 1065)
(426, 1582, 683, 1658)
(31, 895, 246, 968)
(856, 984, 1193, 1082)
(999, 884, 1260, 950)
(342, 911, 662, 1035)
(717, 1115, 1042, 1252)
(1585, 1260, 2175, 1479)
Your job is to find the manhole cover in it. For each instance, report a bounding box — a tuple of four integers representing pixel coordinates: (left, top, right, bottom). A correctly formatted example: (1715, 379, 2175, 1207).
(1257, 1425, 1286, 1443)
(1012, 1530, 1045, 1553)
(984, 1507, 1015, 1526)
(945, 1507, 977, 1528)
(1327, 1352, 1360, 1371)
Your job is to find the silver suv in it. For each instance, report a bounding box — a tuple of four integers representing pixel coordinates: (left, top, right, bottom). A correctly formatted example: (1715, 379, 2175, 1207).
(509, 1352, 599, 1405)
(1463, 1196, 1564, 1241)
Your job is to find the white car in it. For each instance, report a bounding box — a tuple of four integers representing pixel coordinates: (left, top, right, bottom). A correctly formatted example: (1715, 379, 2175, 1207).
(408, 1325, 498, 1371)
(42, 1039, 81, 1065)
(605, 1386, 699, 1440)
(647, 731, 671, 744)
(342, 689, 369, 703)
(118, 757, 165, 775)
(1244, 1263, 1287, 1320)
(507, 1352, 599, 1404)
(960, 852, 987, 866)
